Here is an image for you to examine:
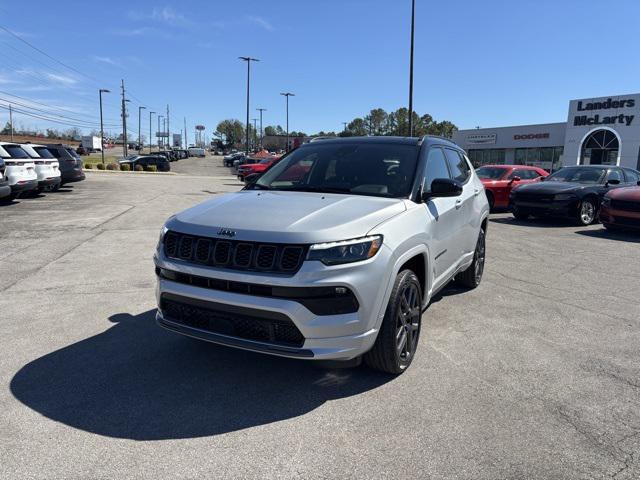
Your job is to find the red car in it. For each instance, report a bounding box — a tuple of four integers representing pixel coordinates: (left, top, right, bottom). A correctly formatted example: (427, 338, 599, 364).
(237, 157, 280, 182)
(475, 165, 548, 210)
(599, 185, 640, 230)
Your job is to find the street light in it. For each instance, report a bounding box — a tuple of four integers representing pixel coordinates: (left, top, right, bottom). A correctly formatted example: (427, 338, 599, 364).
(138, 106, 146, 152)
(407, 0, 416, 137)
(256, 108, 266, 149)
(280, 92, 294, 151)
(149, 111, 156, 152)
(238, 56, 259, 155)
(98, 89, 110, 166)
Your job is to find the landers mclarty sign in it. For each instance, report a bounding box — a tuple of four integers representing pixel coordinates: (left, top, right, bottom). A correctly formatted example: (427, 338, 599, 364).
(573, 98, 635, 127)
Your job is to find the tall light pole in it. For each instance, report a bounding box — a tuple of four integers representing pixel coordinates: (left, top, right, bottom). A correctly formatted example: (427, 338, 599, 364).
(123, 99, 131, 156)
(407, 0, 416, 137)
(280, 92, 294, 151)
(257, 108, 266, 149)
(149, 111, 155, 152)
(98, 89, 110, 166)
(138, 106, 146, 151)
(157, 115, 163, 149)
(238, 56, 259, 155)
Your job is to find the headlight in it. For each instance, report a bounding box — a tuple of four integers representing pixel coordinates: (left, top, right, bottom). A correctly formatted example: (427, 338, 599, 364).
(307, 235, 383, 265)
(554, 193, 575, 201)
(158, 225, 168, 246)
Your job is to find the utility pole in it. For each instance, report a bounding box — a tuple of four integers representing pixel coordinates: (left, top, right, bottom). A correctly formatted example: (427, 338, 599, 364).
(162, 118, 166, 149)
(257, 108, 266, 148)
(252, 118, 258, 150)
(184, 117, 187, 148)
(149, 111, 155, 152)
(342, 122, 348, 131)
(9, 104, 13, 142)
(138, 106, 146, 151)
(166, 104, 170, 149)
(99, 89, 110, 166)
(408, 0, 416, 137)
(280, 92, 294, 151)
(120, 79, 128, 156)
(238, 56, 259, 155)
(157, 115, 163, 149)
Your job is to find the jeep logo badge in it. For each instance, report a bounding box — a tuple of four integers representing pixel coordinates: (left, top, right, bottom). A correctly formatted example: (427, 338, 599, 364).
(217, 228, 236, 238)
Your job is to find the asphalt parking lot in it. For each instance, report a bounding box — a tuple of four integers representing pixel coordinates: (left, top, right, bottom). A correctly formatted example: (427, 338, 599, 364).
(1, 156, 639, 479)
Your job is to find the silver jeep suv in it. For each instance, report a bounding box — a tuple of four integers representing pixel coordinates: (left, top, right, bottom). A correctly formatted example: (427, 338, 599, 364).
(154, 136, 489, 373)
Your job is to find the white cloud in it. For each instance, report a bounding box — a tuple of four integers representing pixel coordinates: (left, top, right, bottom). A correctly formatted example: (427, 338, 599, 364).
(91, 55, 122, 67)
(129, 6, 192, 27)
(246, 15, 274, 32)
(45, 73, 78, 86)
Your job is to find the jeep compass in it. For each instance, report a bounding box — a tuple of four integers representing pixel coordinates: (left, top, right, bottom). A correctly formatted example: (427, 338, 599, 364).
(155, 136, 489, 373)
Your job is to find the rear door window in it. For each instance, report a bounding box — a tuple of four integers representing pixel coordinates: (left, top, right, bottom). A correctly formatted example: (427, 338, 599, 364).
(444, 148, 470, 183)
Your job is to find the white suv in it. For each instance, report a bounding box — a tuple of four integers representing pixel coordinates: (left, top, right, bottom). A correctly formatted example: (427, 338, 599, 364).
(154, 136, 489, 373)
(20, 144, 61, 192)
(0, 142, 38, 198)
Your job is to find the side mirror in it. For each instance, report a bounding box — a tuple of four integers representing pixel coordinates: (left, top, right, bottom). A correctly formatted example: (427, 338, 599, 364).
(422, 178, 463, 200)
(606, 179, 620, 186)
(509, 176, 521, 183)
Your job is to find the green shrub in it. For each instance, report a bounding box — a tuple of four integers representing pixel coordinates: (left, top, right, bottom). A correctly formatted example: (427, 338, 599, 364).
(135, 164, 144, 172)
(120, 163, 131, 172)
(96, 163, 105, 170)
(106, 163, 119, 171)
(84, 163, 93, 169)
(145, 165, 158, 172)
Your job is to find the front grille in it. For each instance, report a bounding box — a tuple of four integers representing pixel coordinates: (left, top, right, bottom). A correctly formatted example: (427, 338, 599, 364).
(163, 231, 307, 274)
(160, 296, 305, 347)
(611, 199, 640, 212)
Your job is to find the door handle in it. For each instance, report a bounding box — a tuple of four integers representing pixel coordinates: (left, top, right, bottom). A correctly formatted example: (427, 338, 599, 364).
(455, 199, 463, 209)
(474, 189, 481, 197)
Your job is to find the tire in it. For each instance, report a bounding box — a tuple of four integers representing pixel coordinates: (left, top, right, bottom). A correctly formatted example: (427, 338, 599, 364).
(576, 198, 597, 226)
(456, 226, 486, 289)
(512, 206, 529, 220)
(364, 270, 422, 374)
(485, 191, 495, 211)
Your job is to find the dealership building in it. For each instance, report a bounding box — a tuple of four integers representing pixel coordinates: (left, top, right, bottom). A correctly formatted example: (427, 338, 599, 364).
(452, 93, 640, 172)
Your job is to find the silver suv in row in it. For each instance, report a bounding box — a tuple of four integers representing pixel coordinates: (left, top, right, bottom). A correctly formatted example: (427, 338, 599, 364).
(154, 136, 489, 373)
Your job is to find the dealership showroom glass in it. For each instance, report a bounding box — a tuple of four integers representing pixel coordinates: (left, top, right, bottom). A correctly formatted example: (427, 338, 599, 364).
(453, 93, 640, 172)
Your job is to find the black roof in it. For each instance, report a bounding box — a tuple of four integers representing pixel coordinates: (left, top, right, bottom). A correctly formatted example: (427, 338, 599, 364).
(305, 135, 459, 148)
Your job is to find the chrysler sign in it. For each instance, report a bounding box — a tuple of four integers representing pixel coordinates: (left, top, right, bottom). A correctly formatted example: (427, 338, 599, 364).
(466, 133, 496, 145)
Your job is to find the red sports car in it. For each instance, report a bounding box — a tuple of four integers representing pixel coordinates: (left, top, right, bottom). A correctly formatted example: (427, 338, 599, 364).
(599, 185, 640, 230)
(237, 157, 280, 182)
(475, 165, 548, 210)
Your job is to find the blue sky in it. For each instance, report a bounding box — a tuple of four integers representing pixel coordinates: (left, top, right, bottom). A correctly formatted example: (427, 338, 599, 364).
(1, 0, 640, 138)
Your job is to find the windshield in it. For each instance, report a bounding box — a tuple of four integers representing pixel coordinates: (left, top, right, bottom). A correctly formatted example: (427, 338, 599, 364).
(476, 166, 507, 180)
(33, 147, 55, 159)
(253, 142, 419, 198)
(2, 144, 30, 159)
(546, 167, 606, 184)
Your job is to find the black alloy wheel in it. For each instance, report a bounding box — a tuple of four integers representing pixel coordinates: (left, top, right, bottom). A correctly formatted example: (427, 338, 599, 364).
(364, 270, 422, 374)
(456, 227, 486, 289)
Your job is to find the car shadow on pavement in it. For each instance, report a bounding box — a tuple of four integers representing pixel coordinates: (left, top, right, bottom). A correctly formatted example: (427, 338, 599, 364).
(10, 310, 393, 441)
(575, 228, 640, 243)
(490, 216, 574, 228)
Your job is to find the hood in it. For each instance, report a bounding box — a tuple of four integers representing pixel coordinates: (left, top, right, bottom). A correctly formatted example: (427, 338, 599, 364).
(167, 190, 406, 244)
(514, 181, 595, 195)
(606, 186, 640, 200)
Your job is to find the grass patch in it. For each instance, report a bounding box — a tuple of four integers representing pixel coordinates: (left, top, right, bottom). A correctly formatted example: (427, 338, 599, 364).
(83, 155, 118, 167)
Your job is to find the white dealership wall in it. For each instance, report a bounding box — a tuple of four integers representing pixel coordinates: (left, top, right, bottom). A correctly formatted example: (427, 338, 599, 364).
(563, 93, 640, 169)
(453, 93, 640, 170)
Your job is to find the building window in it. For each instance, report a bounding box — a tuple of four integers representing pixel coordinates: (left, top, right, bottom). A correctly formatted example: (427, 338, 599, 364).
(580, 129, 619, 166)
(515, 147, 563, 172)
(468, 149, 505, 167)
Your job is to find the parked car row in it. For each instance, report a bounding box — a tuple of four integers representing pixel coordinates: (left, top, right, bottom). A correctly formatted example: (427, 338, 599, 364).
(0, 142, 85, 202)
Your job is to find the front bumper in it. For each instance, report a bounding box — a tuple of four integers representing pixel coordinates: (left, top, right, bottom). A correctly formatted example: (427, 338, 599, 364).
(600, 205, 640, 229)
(154, 245, 394, 360)
(510, 197, 576, 217)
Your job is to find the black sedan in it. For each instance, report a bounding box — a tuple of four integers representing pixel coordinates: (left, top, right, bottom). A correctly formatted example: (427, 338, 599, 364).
(119, 155, 170, 172)
(509, 165, 640, 225)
